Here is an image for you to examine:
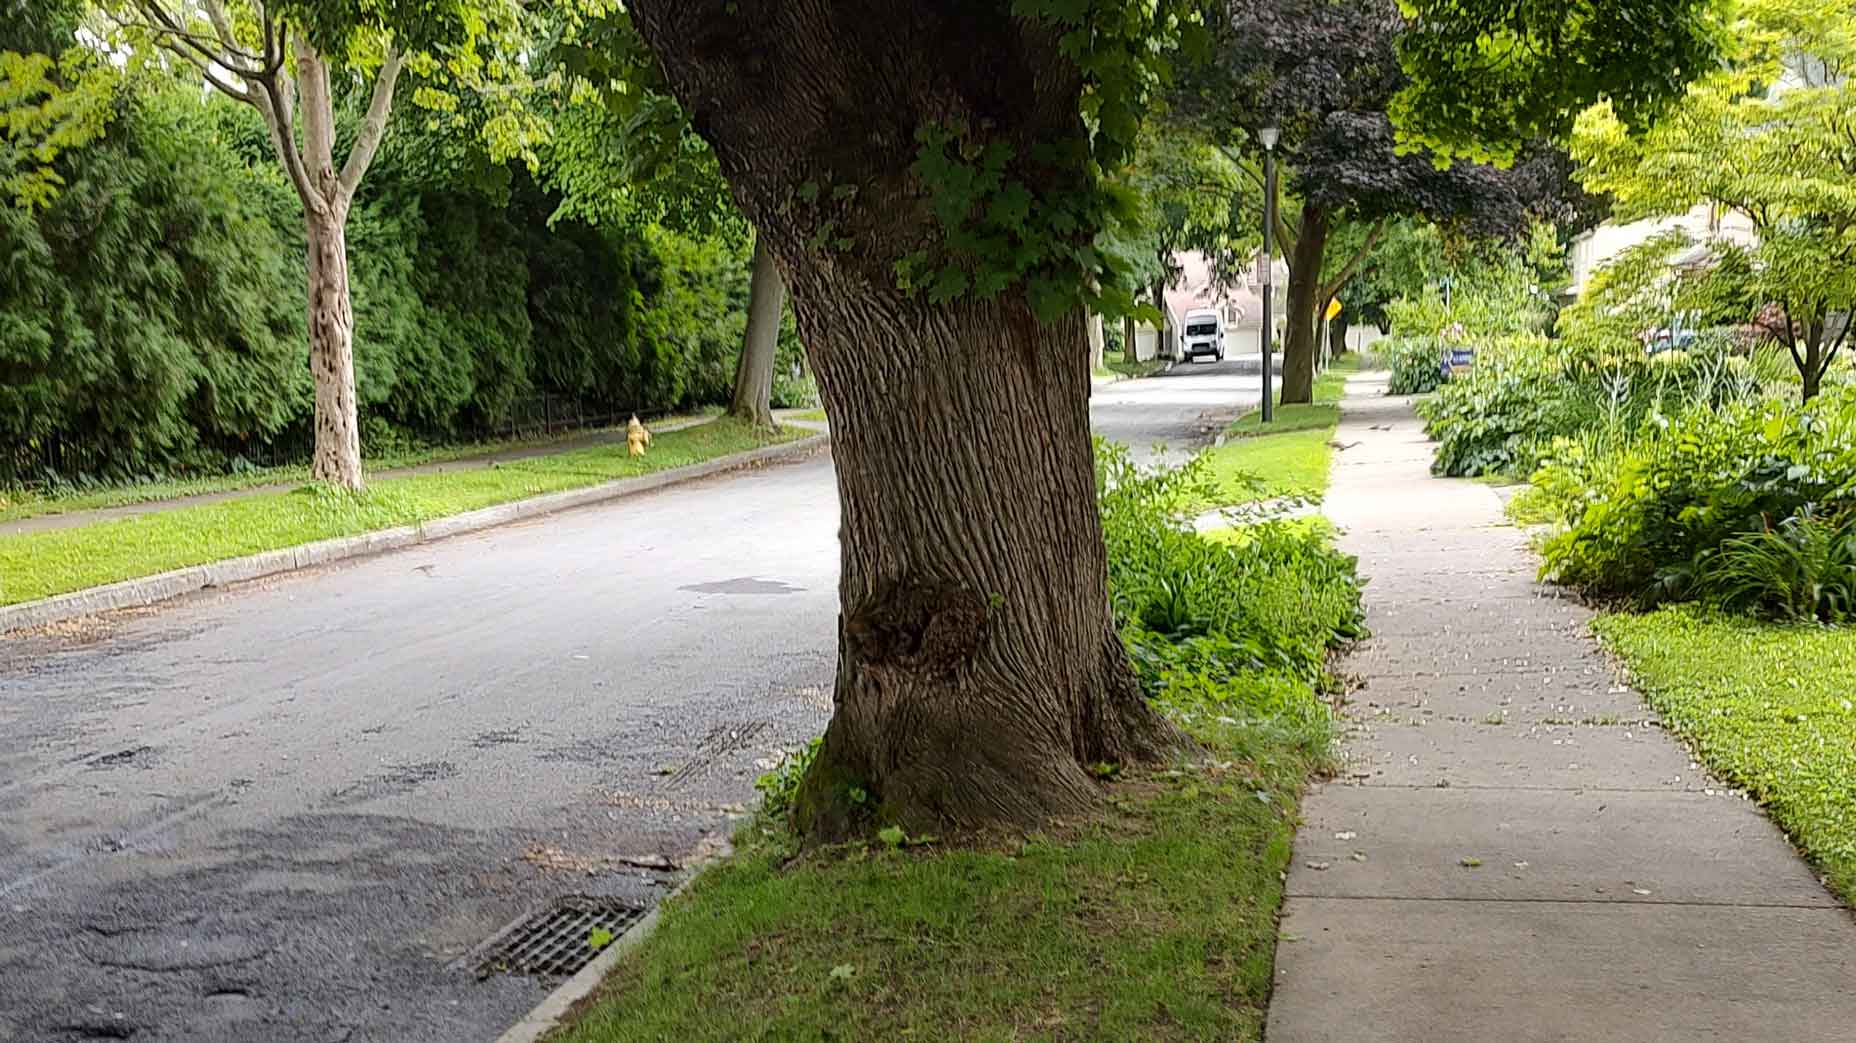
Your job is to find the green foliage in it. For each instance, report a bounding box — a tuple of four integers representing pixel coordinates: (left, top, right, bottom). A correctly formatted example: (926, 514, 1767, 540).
(1384, 250, 1558, 341)
(754, 737, 820, 821)
(1391, 0, 1721, 163)
(1, 70, 783, 486)
(1570, 0, 1856, 397)
(1416, 332, 1773, 479)
(1, 83, 307, 479)
(0, 46, 113, 208)
(1695, 508, 1856, 624)
(1382, 335, 1448, 395)
(880, 0, 1207, 321)
(1597, 607, 1856, 902)
(1532, 386, 1856, 604)
(1097, 441, 1364, 728)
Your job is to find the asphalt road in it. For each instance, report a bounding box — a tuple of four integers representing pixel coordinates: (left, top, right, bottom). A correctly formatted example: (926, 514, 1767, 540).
(1091, 353, 1267, 466)
(0, 363, 1256, 1043)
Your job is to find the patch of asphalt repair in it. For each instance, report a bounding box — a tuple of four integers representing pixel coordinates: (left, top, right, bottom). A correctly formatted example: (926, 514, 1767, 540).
(1, 379, 1196, 1041)
(0, 455, 838, 1042)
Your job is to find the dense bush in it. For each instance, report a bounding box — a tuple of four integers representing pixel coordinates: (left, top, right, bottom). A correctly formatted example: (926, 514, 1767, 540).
(1696, 509, 1856, 624)
(1097, 441, 1365, 727)
(1, 77, 804, 485)
(1533, 386, 1856, 607)
(1381, 335, 1448, 395)
(1419, 331, 1779, 479)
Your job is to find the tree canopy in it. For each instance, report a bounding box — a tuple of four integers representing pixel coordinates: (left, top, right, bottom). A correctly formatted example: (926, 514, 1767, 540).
(1392, 0, 1724, 162)
(1571, 0, 1856, 397)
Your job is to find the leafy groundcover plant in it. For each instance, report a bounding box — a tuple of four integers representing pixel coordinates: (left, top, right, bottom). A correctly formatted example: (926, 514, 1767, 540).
(575, 443, 1366, 1041)
(1533, 386, 1856, 606)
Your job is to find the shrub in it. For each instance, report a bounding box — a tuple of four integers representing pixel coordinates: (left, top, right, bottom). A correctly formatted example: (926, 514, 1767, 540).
(1534, 386, 1856, 603)
(1419, 330, 1777, 479)
(1382, 335, 1447, 395)
(1695, 509, 1856, 624)
(1097, 441, 1365, 727)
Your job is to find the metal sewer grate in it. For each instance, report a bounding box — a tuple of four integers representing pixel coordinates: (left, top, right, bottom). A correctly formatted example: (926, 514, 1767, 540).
(475, 895, 647, 979)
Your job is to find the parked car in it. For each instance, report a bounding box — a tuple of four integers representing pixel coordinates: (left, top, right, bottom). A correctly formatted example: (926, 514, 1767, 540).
(1180, 308, 1225, 363)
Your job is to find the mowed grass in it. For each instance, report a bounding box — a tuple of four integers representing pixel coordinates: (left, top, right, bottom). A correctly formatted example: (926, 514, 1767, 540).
(1194, 356, 1360, 507)
(0, 419, 802, 606)
(555, 719, 1319, 1043)
(1094, 355, 1167, 381)
(1596, 607, 1856, 903)
(0, 411, 722, 525)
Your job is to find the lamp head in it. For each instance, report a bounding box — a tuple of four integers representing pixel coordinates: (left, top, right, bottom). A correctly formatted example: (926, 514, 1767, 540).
(1258, 126, 1280, 150)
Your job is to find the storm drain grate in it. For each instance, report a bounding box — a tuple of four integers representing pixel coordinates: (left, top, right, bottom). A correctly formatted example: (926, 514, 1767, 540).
(474, 895, 647, 979)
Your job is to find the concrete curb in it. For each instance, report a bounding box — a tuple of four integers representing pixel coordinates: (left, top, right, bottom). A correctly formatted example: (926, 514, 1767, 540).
(2, 435, 828, 635)
(492, 835, 735, 1043)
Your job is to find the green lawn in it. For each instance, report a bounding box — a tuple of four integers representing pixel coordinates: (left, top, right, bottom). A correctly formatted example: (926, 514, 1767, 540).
(0, 419, 802, 607)
(1596, 607, 1856, 903)
(1095, 356, 1167, 381)
(554, 717, 1318, 1043)
(1193, 357, 1361, 507)
(0, 411, 724, 526)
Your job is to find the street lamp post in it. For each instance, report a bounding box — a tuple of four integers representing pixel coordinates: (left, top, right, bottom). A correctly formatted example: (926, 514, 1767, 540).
(1258, 126, 1279, 424)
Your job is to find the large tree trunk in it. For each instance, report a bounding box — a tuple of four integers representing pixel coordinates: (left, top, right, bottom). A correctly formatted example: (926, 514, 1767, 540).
(728, 235, 785, 427)
(1280, 204, 1330, 405)
(1123, 313, 1138, 365)
(631, 0, 1186, 840)
(791, 287, 1179, 837)
(303, 187, 363, 489)
(1330, 315, 1351, 358)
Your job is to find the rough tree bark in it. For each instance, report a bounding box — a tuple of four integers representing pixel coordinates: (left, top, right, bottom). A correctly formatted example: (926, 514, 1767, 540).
(727, 236, 786, 428)
(1279, 203, 1329, 404)
(305, 203, 362, 485)
(630, 1, 1185, 839)
(1280, 209, 1385, 404)
(1329, 315, 1350, 358)
(1150, 277, 1173, 361)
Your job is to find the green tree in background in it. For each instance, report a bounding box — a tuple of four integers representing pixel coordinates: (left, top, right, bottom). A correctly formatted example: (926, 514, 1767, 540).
(102, 0, 533, 489)
(1571, 0, 1856, 399)
(545, 9, 791, 429)
(1393, 0, 1723, 162)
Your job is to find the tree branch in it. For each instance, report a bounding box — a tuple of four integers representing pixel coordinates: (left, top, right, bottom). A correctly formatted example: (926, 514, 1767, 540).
(255, 70, 322, 215)
(1318, 217, 1390, 302)
(132, 1, 260, 74)
(337, 46, 406, 199)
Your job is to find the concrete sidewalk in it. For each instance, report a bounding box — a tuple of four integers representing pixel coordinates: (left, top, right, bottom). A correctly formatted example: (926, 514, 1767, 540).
(1266, 373, 1856, 1042)
(3, 411, 829, 538)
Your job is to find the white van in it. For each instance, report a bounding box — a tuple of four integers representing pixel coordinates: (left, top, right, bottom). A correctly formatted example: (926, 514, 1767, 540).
(1179, 308, 1225, 363)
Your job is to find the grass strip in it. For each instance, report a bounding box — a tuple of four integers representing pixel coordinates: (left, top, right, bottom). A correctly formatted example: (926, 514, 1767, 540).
(0, 410, 720, 525)
(1193, 356, 1361, 507)
(1596, 606, 1856, 903)
(0, 419, 800, 607)
(555, 718, 1321, 1043)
